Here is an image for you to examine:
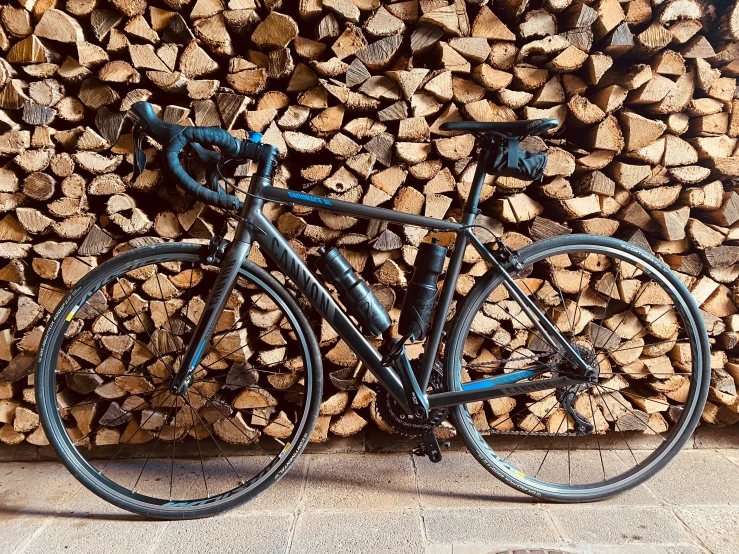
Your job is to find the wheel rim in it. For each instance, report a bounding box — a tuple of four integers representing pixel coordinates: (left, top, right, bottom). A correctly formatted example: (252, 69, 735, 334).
(40, 247, 314, 511)
(448, 239, 707, 496)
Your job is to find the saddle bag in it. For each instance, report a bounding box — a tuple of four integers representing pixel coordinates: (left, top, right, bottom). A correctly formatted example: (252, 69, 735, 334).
(486, 137, 547, 181)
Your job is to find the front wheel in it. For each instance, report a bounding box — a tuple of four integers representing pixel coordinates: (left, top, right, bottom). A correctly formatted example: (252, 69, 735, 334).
(36, 243, 322, 518)
(445, 234, 709, 502)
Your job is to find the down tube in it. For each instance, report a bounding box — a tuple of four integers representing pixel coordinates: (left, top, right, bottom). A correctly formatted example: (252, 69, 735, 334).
(252, 212, 407, 405)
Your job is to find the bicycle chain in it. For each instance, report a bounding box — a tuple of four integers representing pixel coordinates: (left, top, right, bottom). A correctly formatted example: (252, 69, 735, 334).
(482, 428, 580, 437)
(377, 357, 590, 438)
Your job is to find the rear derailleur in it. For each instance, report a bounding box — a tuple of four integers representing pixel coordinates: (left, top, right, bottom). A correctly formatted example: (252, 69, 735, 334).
(556, 386, 594, 436)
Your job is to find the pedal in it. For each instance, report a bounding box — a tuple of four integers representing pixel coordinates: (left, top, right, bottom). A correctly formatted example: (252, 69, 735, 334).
(412, 432, 449, 463)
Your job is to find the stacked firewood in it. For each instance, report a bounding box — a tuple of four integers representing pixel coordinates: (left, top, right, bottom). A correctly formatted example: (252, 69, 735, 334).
(2, 0, 739, 448)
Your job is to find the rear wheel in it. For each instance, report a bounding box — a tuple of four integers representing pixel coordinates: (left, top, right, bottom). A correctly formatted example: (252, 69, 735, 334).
(37, 243, 322, 518)
(445, 234, 709, 502)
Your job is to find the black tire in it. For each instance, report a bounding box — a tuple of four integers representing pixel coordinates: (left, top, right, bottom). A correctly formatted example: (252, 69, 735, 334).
(36, 243, 323, 519)
(445, 234, 710, 502)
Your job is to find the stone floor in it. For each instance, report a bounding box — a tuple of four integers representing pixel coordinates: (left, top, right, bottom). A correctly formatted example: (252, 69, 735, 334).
(0, 428, 737, 554)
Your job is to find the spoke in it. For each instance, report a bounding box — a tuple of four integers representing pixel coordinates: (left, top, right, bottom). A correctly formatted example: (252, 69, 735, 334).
(481, 390, 557, 435)
(200, 361, 299, 378)
(534, 406, 567, 479)
(180, 261, 196, 366)
(599, 386, 675, 408)
(61, 371, 165, 381)
(154, 266, 183, 372)
(188, 401, 210, 498)
(131, 404, 177, 494)
(593, 263, 621, 353)
(503, 396, 562, 463)
(572, 267, 587, 337)
(592, 274, 656, 358)
(192, 379, 305, 397)
(182, 394, 245, 485)
(205, 286, 282, 358)
(588, 393, 607, 482)
(599, 386, 667, 441)
(549, 258, 574, 337)
(201, 326, 286, 369)
(595, 385, 639, 465)
(62, 337, 134, 374)
(616, 371, 690, 377)
(206, 303, 252, 357)
(95, 388, 173, 468)
(604, 338, 689, 356)
(115, 277, 175, 377)
(496, 278, 556, 351)
(464, 351, 546, 370)
(73, 293, 166, 375)
(244, 409, 293, 430)
(71, 388, 170, 447)
(60, 387, 168, 412)
(466, 330, 550, 361)
(196, 363, 302, 381)
(186, 388, 274, 460)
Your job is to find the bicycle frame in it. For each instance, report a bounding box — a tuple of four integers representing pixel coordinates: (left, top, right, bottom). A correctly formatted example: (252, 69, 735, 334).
(174, 148, 591, 412)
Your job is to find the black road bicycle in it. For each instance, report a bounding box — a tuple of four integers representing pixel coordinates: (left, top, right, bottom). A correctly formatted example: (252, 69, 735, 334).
(36, 102, 710, 518)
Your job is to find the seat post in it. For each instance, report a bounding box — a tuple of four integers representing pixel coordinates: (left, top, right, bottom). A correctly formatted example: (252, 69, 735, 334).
(462, 147, 491, 225)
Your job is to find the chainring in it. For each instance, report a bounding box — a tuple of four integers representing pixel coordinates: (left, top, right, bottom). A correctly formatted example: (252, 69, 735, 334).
(376, 360, 448, 436)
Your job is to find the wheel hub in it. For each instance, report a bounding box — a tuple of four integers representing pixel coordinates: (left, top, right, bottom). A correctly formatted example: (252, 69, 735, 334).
(555, 341, 600, 384)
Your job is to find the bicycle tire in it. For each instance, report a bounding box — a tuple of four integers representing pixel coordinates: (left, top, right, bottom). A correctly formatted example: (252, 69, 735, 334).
(445, 234, 710, 502)
(36, 242, 323, 518)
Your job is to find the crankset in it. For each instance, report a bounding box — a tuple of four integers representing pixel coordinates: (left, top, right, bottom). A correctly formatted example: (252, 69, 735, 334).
(375, 360, 448, 437)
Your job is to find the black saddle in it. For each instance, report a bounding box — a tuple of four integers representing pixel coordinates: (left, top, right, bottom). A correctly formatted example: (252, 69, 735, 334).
(439, 119, 559, 137)
(439, 119, 558, 180)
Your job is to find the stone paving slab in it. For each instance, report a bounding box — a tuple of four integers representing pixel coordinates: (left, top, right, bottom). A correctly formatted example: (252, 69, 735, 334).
(422, 507, 560, 545)
(672, 507, 739, 554)
(154, 513, 294, 554)
(302, 453, 417, 510)
(291, 510, 425, 554)
(547, 506, 693, 545)
(1, 449, 736, 553)
(643, 450, 739, 506)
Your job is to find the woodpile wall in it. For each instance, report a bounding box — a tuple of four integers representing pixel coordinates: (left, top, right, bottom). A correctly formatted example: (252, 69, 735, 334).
(1, 0, 739, 447)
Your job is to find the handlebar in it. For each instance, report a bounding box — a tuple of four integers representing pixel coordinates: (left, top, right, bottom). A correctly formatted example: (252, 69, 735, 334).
(127, 101, 277, 211)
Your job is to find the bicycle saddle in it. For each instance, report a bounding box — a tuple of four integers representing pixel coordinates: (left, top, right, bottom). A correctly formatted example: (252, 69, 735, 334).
(439, 118, 559, 137)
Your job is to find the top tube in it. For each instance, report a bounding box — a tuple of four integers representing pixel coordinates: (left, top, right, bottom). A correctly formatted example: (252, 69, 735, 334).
(260, 186, 464, 232)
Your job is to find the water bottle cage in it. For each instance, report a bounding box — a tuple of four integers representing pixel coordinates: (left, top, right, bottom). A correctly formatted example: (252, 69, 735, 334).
(380, 331, 414, 366)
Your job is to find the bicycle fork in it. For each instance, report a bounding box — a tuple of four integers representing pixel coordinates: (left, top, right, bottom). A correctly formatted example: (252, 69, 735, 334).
(170, 227, 253, 395)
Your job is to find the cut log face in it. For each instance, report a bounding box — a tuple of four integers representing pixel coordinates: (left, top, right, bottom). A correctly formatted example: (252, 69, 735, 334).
(0, 0, 735, 452)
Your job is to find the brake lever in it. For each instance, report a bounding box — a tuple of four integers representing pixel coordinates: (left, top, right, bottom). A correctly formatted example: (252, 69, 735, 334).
(188, 143, 223, 192)
(132, 126, 147, 179)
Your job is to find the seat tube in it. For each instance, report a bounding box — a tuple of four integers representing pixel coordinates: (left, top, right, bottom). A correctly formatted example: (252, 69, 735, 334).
(462, 148, 490, 223)
(418, 147, 491, 390)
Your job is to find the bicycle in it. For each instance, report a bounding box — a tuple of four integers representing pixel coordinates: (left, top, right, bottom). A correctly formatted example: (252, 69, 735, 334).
(36, 102, 710, 519)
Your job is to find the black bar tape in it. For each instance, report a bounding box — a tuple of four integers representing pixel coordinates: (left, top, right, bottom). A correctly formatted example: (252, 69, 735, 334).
(164, 133, 242, 211)
(128, 101, 274, 211)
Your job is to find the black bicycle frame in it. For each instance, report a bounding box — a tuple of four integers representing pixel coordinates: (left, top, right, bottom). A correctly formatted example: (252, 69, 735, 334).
(173, 148, 591, 412)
